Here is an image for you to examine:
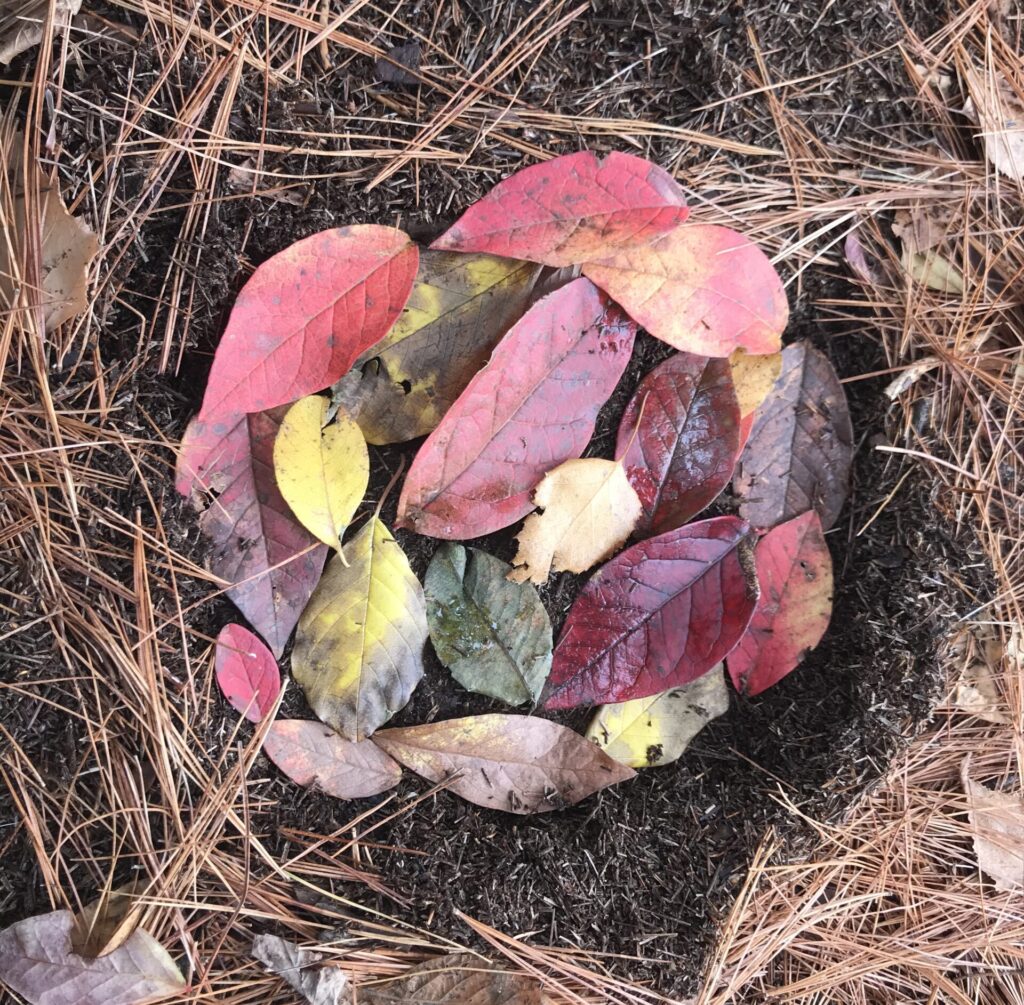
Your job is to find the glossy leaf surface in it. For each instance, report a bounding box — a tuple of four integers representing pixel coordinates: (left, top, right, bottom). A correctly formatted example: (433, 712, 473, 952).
(215, 623, 281, 723)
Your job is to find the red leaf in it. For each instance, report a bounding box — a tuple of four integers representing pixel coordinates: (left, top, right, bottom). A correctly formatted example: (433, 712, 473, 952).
(396, 278, 636, 539)
(177, 409, 328, 656)
(430, 151, 689, 267)
(616, 352, 740, 535)
(199, 226, 418, 420)
(733, 341, 854, 531)
(542, 516, 758, 710)
(727, 511, 833, 696)
(582, 224, 788, 357)
(215, 623, 281, 722)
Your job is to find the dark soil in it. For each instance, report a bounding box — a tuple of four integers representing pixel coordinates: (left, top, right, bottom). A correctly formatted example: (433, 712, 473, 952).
(0, 0, 982, 999)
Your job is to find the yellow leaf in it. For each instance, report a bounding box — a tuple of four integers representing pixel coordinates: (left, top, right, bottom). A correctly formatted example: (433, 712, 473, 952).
(901, 247, 965, 294)
(273, 396, 369, 550)
(292, 516, 427, 741)
(729, 348, 782, 418)
(509, 458, 641, 585)
(586, 667, 729, 769)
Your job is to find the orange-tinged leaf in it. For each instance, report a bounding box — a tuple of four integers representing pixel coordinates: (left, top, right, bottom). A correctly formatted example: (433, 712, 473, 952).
(199, 225, 418, 421)
(373, 714, 635, 814)
(215, 624, 281, 723)
(70, 882, 144, 960)
(582, 224, 788, 357)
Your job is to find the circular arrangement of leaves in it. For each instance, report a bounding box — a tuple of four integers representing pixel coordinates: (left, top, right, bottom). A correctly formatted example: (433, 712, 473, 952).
(177, 150, 853, 816)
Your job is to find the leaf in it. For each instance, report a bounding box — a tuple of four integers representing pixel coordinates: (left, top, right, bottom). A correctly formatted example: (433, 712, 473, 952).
(330, 251, 542, 445)
(214, 623, 281, 723)
(962, 761, 1024, 891)
(615, 352, 740, 536)
(373, 714, 634, 815)
(264, 720, 402, 799)
(0, 0, 81, 64)
(733, 341, 853, 532)
(901, 248, 965, 294)
(431, 150, 689, 267)
(0, 909, 186, 1005)
(726, 511, 833, 696)
(424, 544, 552, 706)
(252, 934, 349, 1005)
(198, 225, 418, 421)
(582, 224, 788, 357)
(70, 882, 144, 960)
(376, 41, 421, 86)
(542, 516, 758, 710)
(396, 278, 636, 539)
(292, 517, 427, 740)
(964, 71, 1024, 180)
(729, 348, 782, 450)
(176, 409, 328, 657)
(586, 665, 729, 769)
(358, 952, 549, 1005)
(273, 396, 369, 550)
(509, 458, 642, 584)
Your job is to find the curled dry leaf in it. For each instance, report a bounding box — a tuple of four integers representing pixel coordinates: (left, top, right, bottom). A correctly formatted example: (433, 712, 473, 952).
(214, 623, 281, 723)
(292, 516, 427, 740)
(264, 720, 402, 799)
(582, 224, 788, 358)
(424, 543, 552, 706)
(70, 882, 144, 960)
(962, 761, 1024, 891)
(542, 516, 759, 710)
(374, 714, 635, 814)
(252, 934, 349, 1005)
(0, 909, 185, 1005)
(396, 278, 636, 539)
(199, 225, 418, 421)
(587, 665, 729, 769)
(733, 341, 853, 532)
(615, 352, 740, 536)
(176, 409, 328, 657)
(331, 251, 543, 445)
(509, 458, 642, 584)
(727, 511, 833, 696)
(431, 150, 689, 267)
(273, 396, 369, 550)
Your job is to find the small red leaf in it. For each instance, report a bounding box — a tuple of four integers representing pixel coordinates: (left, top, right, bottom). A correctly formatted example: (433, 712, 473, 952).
(177, 409, 328, 657)
(616, 352, 740, 535)
(542, 516, 758, 709)
(727, 511, 833, 695)
(430, 151, 689, 266)
(215, 624, 281, 722)
(199, 226, 418, 420)
(396, 278, 636, 539)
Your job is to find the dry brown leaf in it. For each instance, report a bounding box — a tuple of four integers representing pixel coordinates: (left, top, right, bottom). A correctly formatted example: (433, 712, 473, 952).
(252, 934, 349, 1005)
(964, 72, 1024, 180)
(509, 457, 642, 585)
(70, 881, 144, 959)
(962, 761, 1024, 891)
(0, 0, 81, 64)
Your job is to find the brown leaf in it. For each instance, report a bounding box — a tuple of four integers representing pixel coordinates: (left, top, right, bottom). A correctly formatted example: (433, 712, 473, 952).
(0, 0, 81, 63)
(252, 934, 349, 1005)
(70, 882, 144, 959)
(962, 761, 1024, 891)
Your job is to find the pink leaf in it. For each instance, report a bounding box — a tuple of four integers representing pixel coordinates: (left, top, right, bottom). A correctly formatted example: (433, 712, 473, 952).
(215, 624, 281, 722)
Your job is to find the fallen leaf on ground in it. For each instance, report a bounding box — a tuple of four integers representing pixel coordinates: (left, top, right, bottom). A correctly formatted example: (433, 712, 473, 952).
(424, 543, 552, 705)
(729, 347, 782, 448)
(733, 341, 853, 532)
(955, 661, 1010, 724)
(330, 251, 542, 444)
(252, 934, 349, 1005)
(0, 909, 185, 1005)
(214, 623, 281, 722)
(431, 150, 689, 266)
(264, 720, 402, 799)
(962, 761, 1024, 891)
(376, 41, 421, 85)
(901, 248, 965, 294)
(0, 0, 81, 64)
(615, 352, 740, 535)
(509, 457, 642, 584)
(273, 396, 369, 550)
(587, 665, 729, 769)
(844, 228, 883, 285)
(542, 516, 759, 710)
(70, 882, 144, 960)
(727, 511, 833, 696)
(292, 516, 427, 740)
(396, 278, 636, 539)
(582, 224, 788, 358)
(199, 225, 417, 420)
(176, 409, 328, 657)
(374, 714, 634, 814)
(964, 71, 1024, 180)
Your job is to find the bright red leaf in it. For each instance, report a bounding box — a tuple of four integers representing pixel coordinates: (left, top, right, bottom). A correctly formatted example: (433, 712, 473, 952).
(215, 623, 281, 722)
(430, 151, 689, 267)
(177, 409, 328, 657)
(616, 352, 740, 536)
(582, 224, 788, 357)
(396, 278, 636, 539)
(727, 511, 833, 695)
(542, 516, 758, 710)
(199, 226, 418, 421)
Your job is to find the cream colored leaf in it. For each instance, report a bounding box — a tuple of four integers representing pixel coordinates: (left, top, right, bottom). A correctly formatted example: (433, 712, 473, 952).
(0, 0, 81, 64)
(964, 73, 1024, 180)
(70, 881, 144, 959)
(901, 247, 964, 294)
(962, 761, 1024, 891)
(252, 934, 349, 1005)
(509, 458, 641, 585)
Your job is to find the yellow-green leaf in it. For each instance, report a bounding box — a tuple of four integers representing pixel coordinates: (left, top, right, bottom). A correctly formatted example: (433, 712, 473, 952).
(273, 396, 369, 550)
(292, 516, 426, 741)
